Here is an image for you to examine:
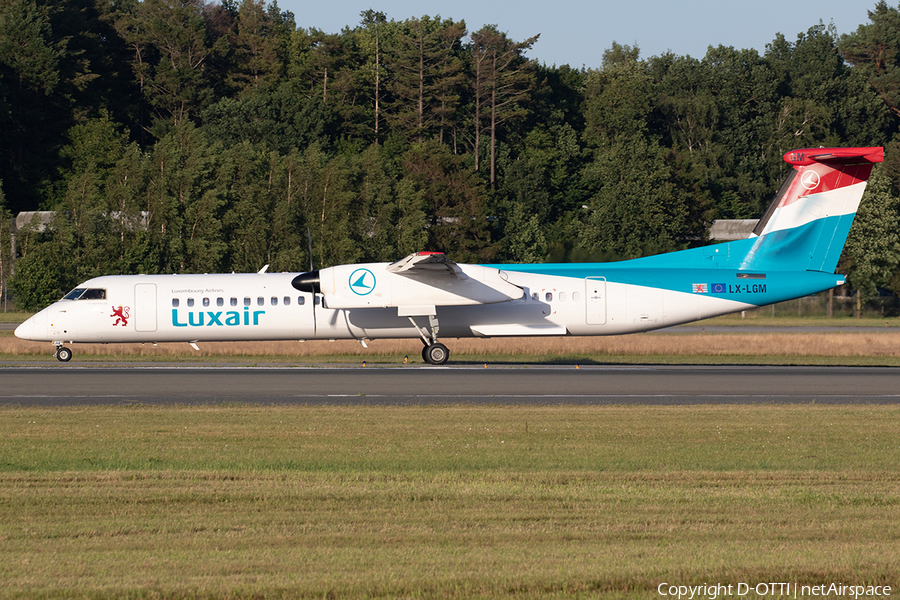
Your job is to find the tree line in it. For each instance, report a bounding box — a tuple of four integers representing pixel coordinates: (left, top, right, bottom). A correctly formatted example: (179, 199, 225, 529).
(2, 0, 900, 310)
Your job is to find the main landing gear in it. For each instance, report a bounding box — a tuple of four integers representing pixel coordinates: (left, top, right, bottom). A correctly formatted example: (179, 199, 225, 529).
(421, 341, 449, 365)
(408, 314, 450, 365)
(54, 343, 73, 362)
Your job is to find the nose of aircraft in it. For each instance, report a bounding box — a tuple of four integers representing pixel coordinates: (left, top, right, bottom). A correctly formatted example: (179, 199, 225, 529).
(15, 311, 47, 341)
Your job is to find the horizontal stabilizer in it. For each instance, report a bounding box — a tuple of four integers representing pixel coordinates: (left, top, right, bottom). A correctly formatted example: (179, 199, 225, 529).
(784, 147, 884, 166)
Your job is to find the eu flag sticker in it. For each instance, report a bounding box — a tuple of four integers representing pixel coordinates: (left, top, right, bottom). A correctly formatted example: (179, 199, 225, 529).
(711, 283, 727, 293)
(692, 283, 708, 294)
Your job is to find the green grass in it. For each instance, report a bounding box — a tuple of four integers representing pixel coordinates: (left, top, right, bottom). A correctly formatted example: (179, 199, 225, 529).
(1, 405, 899, 598)
(0, 311, 29, 323)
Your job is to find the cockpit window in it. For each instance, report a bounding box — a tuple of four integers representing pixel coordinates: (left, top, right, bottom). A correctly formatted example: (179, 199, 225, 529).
(62, 288, 106, 300)
(63, 288, 87, 300)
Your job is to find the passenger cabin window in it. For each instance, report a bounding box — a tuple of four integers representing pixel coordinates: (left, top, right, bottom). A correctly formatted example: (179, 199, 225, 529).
(283, 296, 291, 306)
(203, 297, 210, 307)
(187, 298, 194, 307)
(243, 297, 251, 307)
(217, 298, 224, 307)
(230, 297, 238, 307)
(531, 292, 539, 301)
(271, 297, 278, 306)
(172, 298, 180, 308)
(298, 296, 305, 305)
(545, 292, 553, 302)
(559, 292, 567, 302)
(257, 297, 264, 306)
(572, 291, 581, 302)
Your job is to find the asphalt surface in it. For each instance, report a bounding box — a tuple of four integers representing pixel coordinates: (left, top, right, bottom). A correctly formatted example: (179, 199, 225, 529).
(1, 364, 899, 405)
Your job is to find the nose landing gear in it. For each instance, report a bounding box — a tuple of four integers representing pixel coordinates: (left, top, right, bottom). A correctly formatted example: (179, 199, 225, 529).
(54, 344, 73, 362)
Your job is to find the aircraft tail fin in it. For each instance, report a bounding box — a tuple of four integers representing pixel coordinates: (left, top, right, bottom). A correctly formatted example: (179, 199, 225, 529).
(739, 147, 883, 273)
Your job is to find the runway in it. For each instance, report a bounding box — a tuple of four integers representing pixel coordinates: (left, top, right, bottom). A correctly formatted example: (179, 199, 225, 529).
(1, 364, 899, 405)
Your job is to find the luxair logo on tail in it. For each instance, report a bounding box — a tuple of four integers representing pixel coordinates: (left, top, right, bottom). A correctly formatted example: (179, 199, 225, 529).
(172, 306, 265, 327)
(349, 268, 376, 296)
(800, 170, 820, 191)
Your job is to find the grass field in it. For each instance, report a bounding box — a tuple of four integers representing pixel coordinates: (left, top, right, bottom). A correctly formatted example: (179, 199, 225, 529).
(2, 312, 900, 598)
(1, 405, 899, 599)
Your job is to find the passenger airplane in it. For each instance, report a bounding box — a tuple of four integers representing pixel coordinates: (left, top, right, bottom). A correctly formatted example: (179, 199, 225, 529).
(15, 146, 883, 364)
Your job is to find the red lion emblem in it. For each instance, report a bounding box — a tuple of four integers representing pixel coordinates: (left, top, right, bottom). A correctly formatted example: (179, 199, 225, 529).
(111, 306, 130, 326)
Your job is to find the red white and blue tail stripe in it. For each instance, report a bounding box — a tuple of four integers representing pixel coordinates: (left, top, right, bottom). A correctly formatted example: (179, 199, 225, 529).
(740, 147, 883, 273)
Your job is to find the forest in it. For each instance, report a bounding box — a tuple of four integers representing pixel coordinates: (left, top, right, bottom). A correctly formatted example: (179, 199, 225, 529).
(2, 0, 900, 311)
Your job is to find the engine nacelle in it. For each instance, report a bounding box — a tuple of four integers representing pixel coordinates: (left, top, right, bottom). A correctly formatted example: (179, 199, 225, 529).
(300, 262, 523, 309)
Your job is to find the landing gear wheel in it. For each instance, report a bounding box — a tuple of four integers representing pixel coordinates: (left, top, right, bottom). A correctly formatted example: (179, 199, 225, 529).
(56, 347, 73, 362)
(424, 343, 449, 365)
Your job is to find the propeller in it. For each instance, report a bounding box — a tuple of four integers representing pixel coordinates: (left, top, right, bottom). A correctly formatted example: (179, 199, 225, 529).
(307, 228, 314, 272)
(291, 271, 320, 294)
(293, 228, 319, 336)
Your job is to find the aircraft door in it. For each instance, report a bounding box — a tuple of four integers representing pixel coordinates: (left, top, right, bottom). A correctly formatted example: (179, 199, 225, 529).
(134, 283, 157, 332)
(585, 277, 606, 325)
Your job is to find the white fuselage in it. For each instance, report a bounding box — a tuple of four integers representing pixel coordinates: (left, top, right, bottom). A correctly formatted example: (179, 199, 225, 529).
(16, 268, 764, 346)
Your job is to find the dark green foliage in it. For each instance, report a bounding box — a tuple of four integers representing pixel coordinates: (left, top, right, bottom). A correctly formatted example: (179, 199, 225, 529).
(200, 83, 335, 153)
(841, 1, 900, 118)
(384, 16, 465, 143)
(3, 0, 900, 307)
(0, 182, 11, 303)
(10, 217, 72, 311)
(402, 141, 495, 261)
(842, 165, 900, 300)
(579, 137, 688, 258)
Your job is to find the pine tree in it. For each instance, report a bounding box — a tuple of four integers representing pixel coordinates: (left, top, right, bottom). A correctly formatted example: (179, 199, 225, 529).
(385, 16, 465, 144)
(358, 10, 389, 144)
(118, 0, 221, 129)
(469, 26, 539, 186)
(226, 0, 290, 96)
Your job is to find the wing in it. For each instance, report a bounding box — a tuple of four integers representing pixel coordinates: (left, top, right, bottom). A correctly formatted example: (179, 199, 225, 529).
(315, 252, 524, 309)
